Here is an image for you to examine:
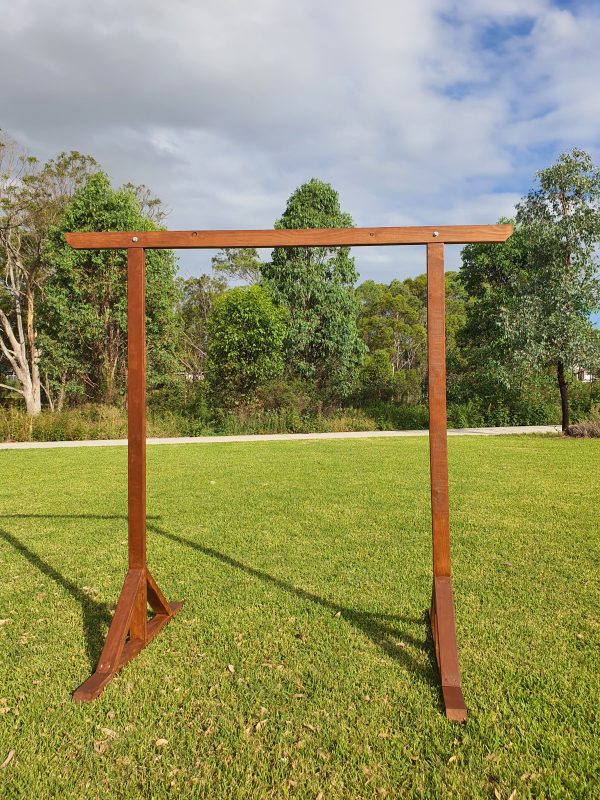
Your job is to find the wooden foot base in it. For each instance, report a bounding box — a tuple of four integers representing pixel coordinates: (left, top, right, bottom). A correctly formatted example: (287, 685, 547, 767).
(73, 568, 182, 702)
(430, 576, 467, 722)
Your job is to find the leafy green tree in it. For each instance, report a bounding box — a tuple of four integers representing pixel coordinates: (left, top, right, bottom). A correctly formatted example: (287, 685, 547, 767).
(0, 134, 98, 413)
(262, 179, 365, 396)
(459, 222, 561, 424)
(206, 285, 287, 406)
(178, 274, 226, 382)
(357, 349, 395, 402)
(42, 172, 180, 406)
(460, 150, 600, 430)
(515, 149, 600, 429)
(211, 248, 263, 285)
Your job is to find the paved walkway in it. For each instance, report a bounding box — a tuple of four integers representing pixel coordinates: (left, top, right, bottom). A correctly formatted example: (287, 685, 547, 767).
(0, 425, 560, 450)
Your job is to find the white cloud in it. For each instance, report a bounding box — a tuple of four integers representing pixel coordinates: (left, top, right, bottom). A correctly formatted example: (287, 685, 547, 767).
(1, 0, 598, 282)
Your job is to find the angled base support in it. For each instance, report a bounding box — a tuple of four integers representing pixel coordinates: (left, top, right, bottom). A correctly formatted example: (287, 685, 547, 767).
(430, 576, 467, 722)
(72, 568, 182, 702)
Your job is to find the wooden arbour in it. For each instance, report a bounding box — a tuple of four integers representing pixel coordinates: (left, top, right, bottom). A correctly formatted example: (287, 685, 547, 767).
(65, 223, 513, 721)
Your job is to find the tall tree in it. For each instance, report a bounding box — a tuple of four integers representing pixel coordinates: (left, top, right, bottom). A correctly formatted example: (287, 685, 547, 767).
(0, 134, 98, 413)
(515, 149, 600, 429)
(356, 279, 426, 403)
(211, 248, 263, 285)
(42, 172, 180, 406)
(178, 274, 226, 382)
(458, 222, 537, 413)
(460, 151, 600, 430)
(261, 179, 365, 396)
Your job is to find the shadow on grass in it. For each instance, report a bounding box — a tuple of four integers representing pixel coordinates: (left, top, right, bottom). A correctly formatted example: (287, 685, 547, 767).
(147, 521, 437, 684)
(0, 513, 439, 691)
(0, 526, 113, 670)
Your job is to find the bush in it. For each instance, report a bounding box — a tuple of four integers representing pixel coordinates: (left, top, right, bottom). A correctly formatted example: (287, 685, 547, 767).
(366, 402, 429, 430)
(206, 286, 287, 406)
(447, 402, 485, 428)
(566, 409, 600, 438)
(254, 378, 315, 415)
(568, 380, 594, 422)
(357, 350, 394, 403)
(215, 406, 377, 436)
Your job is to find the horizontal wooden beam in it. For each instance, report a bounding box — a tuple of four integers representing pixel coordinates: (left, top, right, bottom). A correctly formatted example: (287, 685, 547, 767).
(65, 224, 513, 250)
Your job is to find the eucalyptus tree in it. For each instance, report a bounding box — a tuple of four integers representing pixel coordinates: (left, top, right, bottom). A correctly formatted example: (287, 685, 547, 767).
(211, 248, 263, 285)
(0, 134, 98, 413)
(515, 149, 600, 429)
(43, 172, 180, 407)
(459, 151, 600, 429)
(178, 274, 226, 382)
(262, 179, 365, 396)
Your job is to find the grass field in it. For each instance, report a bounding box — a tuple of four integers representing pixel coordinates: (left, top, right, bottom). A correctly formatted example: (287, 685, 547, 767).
(0, 436, 598, 799)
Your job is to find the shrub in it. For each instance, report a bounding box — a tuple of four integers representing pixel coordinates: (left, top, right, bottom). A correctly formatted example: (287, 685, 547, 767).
(254, 378, 315, 415)
(206, 286, 287, 406)
(447, 402, 485, 428)
(357, 350, 394, 403)
(566, 410, 600, 438)
(366, 402, 429, 430)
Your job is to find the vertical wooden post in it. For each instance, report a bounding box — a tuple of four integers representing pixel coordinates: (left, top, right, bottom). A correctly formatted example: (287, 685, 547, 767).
(427, 242, 467, 722)
(72, 246, 181, 702)
(427, 243, 450, 578)
(127, 247, 147, 641)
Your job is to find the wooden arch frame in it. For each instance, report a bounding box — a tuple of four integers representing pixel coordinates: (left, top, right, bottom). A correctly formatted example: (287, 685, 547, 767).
(66, 223, 513, 721)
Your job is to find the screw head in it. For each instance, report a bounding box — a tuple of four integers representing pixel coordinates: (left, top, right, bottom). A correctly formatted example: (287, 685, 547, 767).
(432, 231, 439, 237)
(132, 236, 139, 242)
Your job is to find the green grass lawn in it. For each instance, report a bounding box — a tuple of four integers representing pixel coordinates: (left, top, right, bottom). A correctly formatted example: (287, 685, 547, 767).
(0, 436, 598, 799)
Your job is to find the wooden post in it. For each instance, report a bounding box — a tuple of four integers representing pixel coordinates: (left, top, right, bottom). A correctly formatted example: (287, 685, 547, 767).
(127, 248, 147, 642)
(427, 242, 467, 722)
(71, 247, 182, 703)
(65, 224, 512, 711)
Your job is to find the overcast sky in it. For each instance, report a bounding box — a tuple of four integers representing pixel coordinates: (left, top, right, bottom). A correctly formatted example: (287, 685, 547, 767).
(2, 0, 599, 284)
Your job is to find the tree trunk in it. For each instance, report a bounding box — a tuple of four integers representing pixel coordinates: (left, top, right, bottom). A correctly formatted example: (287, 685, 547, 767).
(0, 308, 42, 416)
(26, 286, 42, 415)
(557, 360, 569, 432)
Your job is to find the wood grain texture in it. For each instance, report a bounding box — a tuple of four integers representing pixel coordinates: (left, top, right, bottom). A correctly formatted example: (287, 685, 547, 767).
(431, 576, 467, 722)
(65, 224, 513, 250)
(427, 242, 451, 578)
(72, 570, 183, 702)
(95, 568, 144, 673)
(127, 248, 146, 571)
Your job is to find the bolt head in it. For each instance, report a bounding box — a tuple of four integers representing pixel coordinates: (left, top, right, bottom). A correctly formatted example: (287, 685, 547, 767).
(132, 236, 139, 242)
(432, 231, 439, 237)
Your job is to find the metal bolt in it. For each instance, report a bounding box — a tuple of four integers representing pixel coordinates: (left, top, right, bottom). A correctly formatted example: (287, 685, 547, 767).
(132, 236, 139, 242)
(432, 231, 439, 237)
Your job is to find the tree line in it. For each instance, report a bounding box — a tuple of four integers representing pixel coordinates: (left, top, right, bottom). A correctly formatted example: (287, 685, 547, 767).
(1, 132, 599, 434)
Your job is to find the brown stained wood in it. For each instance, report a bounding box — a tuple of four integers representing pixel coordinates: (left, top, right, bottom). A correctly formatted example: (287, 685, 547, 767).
(65, 224, 513, 715)
(128, 248, 147, 571)
(95, 569, 144, 674)
(130, 576, 147, 643)
(427, 242, 451, 578)
(72, 671, 115, 703)
(426, 243, 467, 721)
(72, 249, 183, 703)
(64, 224, 513, 250)
(147, 569, 174, 616)
(119, 601, 184, 668)
(118, 602, 183, 667)
(431, 577, 467, 722)
(72, 570, 183, 703)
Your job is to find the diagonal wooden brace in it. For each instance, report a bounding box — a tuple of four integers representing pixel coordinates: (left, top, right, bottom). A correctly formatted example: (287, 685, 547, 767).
(72, 567, 182, 702)
(430, 576, 467, 722)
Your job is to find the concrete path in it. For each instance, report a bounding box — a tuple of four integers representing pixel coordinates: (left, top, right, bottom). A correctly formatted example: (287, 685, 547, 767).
(0, 425, 560, 450)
